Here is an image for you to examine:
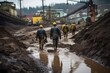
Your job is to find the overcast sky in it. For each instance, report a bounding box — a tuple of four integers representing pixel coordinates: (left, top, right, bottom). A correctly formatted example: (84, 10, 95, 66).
(0, 0, 80, 8)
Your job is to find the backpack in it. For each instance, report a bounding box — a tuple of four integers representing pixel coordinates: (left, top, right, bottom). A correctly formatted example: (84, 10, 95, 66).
(63, 25, 68, 33)
(71, 25, 76, 30)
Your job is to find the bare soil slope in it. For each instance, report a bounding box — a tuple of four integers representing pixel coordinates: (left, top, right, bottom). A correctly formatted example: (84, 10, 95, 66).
(0, 27, 48, 73)
(70, 12, 110, 67)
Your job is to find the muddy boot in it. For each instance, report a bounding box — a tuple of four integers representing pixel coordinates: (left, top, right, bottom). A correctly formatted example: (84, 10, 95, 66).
(40, 46, 43, 50)
(54, 48, 57, 52)
(41, 48, 43, 50)
(54, 46, 57, 52)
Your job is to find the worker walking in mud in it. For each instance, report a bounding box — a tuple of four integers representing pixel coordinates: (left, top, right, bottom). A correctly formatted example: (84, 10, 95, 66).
(62, 24, 69, 39)
(69, 23, 76, 36)
(50, 22, 61, 51)
(36, 25, 47, 50)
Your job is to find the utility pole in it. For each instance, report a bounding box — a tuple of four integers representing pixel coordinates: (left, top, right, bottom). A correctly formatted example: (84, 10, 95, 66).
(42, 0, 44, 18)
(48, 5, 51, 23)
(88, 0, 96, 22)
(66, 0, 69, 5)
(19, 0, 22, 17)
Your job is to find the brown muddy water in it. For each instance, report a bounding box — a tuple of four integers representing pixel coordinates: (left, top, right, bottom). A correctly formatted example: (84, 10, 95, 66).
(27, 47, 89, 73)
(27, 34, 110, 73)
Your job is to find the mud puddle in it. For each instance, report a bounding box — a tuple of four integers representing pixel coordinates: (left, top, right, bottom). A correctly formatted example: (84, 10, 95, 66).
(27, 36, 91, 73)
(27, 46, 91, 73)
(26, 32, 110, 73)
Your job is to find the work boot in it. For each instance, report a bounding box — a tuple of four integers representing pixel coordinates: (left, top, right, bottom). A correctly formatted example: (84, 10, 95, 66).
(54, 48, 57, 52)
(40, 46, 43, 50)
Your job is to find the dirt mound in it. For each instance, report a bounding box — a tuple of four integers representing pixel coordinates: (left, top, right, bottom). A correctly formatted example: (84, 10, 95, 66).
(70, 12, 110, 67)
(0, 27, 48, 73)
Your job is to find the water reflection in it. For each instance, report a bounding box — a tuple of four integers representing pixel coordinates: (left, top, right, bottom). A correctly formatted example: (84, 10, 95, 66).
(52, 53, 62, 73)
(69, 62, 80, 73)
(27, 32, 110, 73)
(85, 58, 110, 73)
(29, 47, 104, 73)
(39, 51, 48, 66)
(38, 49, 86, 73)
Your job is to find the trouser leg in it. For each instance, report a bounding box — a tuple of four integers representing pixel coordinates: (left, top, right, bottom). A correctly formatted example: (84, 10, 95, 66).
(39, 39, 41, 50)
(39, 39, 44, 50)
(66, 32, 68, 39)
(53, 39, 58, 51)
(55, 39, 58, 50)
(72, 29, 75, 35)
(63, 32, 66, 38)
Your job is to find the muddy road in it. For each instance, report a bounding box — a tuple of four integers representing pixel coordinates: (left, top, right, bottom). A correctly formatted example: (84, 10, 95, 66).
(14, 26, 110, 73)
(27, 33, 90, 73)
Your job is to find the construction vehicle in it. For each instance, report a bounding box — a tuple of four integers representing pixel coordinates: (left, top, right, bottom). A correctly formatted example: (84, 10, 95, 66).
(65, 0, 97, 23)
(32, 16, 42, 25)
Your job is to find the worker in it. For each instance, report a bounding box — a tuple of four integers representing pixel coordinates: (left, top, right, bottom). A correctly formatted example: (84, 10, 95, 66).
(50, 22, 61, 51)
(69, 23, 76, 35)
(62, 24, 69, 39)
(61, 24, 65, 30)
(36, 25, 47, 50)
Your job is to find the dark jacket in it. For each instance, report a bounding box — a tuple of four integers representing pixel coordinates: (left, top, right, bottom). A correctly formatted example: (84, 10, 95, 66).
(50, 26, 61, 40)
(36, 28, 47, 39)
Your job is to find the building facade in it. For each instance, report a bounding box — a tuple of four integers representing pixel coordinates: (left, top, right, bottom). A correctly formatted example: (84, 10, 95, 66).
(0, 1, 17, 16)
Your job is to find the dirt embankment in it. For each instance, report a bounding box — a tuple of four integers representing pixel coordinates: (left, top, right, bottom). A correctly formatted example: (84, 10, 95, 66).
(0, 26, 48, 73)
(70, 12, 110, 67)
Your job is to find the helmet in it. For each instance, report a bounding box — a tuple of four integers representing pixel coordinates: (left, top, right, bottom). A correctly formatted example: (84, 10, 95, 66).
(53, 22, 56, 25)
(39, 25, 43, 28)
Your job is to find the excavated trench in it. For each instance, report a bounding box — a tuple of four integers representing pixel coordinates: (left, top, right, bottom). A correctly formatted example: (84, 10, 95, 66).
(24, 28, 110, 73)
(27, 37, 91, 73)
(0, 22, 110, 73)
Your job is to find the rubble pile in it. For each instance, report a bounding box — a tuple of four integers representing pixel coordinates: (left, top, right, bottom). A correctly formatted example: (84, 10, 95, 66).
(0, 27, 48, 73)
(70, 12, 110, 67)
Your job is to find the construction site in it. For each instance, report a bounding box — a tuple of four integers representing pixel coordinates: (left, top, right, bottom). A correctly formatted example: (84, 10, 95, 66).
(0, 0, 110, 73)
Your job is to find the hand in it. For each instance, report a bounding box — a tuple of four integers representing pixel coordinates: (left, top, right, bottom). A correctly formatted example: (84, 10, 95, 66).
(44, 39, 47, 43)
